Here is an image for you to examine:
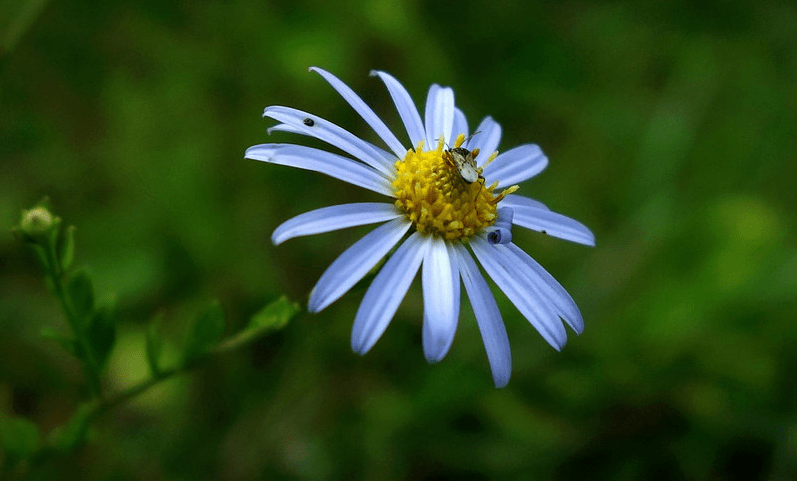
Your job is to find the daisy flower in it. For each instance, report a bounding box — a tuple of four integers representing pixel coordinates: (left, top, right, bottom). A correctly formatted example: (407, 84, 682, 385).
(245, 67, 594, 387)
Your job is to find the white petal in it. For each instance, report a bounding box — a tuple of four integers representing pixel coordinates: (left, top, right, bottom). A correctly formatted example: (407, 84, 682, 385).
(451, 108, 469, 140)
(508, 201, 595, 246)
(452, 244, 511, 388)
(370, 70, 426, 149)
(482, 144, 548, 187)
(309, 67, 408, 159)
(263, 106, 396, 178)
(506, 243, 584, 334)
(471, 236, 567, 350)
(245, 144, 394, 197)
(272, 202, 402, 245)
(267, 123, 304, 135)
(351, 233, 429, 354)
(421, 238, 459, 363)
(424, 84, 455, 147)
(501, 193, 550, 211)
(308, 217, 411, 313)
(471, 116, 502, 164)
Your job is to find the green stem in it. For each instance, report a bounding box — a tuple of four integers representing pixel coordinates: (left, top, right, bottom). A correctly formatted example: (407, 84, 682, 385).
(87, 326, 261, 419)
(44, 241, 102, 398)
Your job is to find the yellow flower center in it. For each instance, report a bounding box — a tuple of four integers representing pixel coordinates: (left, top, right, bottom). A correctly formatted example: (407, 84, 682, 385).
(392, 134, 518, 241)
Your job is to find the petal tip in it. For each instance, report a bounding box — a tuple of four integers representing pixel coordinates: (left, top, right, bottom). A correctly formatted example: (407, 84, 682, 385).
(493, 377, 510, 389)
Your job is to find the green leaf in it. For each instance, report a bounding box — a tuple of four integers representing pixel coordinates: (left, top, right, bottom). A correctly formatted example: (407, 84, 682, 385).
(60, 225, 76, 271)
(248, 296, 300, 333)
(85, 304, 116, 370)
(51, 403, 92, 452)
(66, 269, 94, 325)
(182, 301, 225, 365)
(146, 313, 163, 376)
(0, 415, 40, 460)
(40, 326, 76, 356)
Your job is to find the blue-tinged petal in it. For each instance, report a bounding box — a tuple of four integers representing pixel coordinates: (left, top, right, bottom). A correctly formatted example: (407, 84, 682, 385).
(507, 200, 595, 246)
(421, 238, 459, 363)
(351, 233, 430, 354)
(452, 108, 469, 140)
(309, 217, 411, 313)
(471, 116, 502, 165)
(272, 202, 402, 245)
(370, 70, 426, 149)
(424, 84, 455, 147)
(506, 243, 584, 334)
(487, 207, 514, 245)
(264, 106, 396, 178)
(267, 123, 304, 135)
(501, 194, 550, 211)
(471, 236, 567, 350)
(245, 144, 394, 197)
(309, 67, 408, 159)
(482, 144, 548, 187)
(452, 244, 511, 388)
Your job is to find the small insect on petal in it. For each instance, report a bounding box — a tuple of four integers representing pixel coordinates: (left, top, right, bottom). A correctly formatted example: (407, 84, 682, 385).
(303, 118, 315, 126)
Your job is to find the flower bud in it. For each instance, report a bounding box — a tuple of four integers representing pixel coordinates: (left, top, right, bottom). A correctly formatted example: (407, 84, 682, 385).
(18, 206, 58, 243)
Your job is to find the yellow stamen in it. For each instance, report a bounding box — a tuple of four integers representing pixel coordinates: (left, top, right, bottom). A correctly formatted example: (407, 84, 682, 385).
(392, 137, 518, 241)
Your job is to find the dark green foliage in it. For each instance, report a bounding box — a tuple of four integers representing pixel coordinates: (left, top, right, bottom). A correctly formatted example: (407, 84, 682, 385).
(182, 301, 225, 365)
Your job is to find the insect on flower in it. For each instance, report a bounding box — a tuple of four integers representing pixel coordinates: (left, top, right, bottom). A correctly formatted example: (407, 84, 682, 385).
(444, 146, 482, 184)
(245, 67, 595, 388)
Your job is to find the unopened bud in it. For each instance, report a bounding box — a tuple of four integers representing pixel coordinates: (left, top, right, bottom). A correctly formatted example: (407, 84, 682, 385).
(19, 206, 57, 242)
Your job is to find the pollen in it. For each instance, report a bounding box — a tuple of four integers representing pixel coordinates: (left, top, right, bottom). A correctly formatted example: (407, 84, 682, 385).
(392, 135, 519, 241)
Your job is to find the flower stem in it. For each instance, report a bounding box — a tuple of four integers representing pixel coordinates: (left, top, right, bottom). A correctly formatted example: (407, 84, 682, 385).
(43, 241, 103, 398)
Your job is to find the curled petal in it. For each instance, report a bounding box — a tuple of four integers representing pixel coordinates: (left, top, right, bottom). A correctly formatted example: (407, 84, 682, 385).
(487, 207, 514, 245)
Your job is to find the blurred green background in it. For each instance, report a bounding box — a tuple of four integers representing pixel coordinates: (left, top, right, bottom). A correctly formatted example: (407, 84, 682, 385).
(2, 0, 796, 479)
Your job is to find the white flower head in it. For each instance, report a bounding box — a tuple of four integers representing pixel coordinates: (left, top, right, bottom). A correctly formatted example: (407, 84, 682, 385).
(245, 67, 595, 388)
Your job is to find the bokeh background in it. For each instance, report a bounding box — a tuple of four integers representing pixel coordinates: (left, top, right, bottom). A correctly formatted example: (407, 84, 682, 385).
(2, 0, 796, 479)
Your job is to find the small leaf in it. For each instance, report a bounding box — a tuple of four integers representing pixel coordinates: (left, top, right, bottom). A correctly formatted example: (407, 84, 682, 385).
(66, 270, 94, 325)
(47, 214, 62, 247)
(40, 326, 77, 356)
(85, 304, 116, 370)
(248, 296, 300, 333)
(60, 225, 76, 271)
(51, 403, 93, 452)
(146, 313, 164, 376)
(0, 415, 40, 460)
(183, 301, 225, 364)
